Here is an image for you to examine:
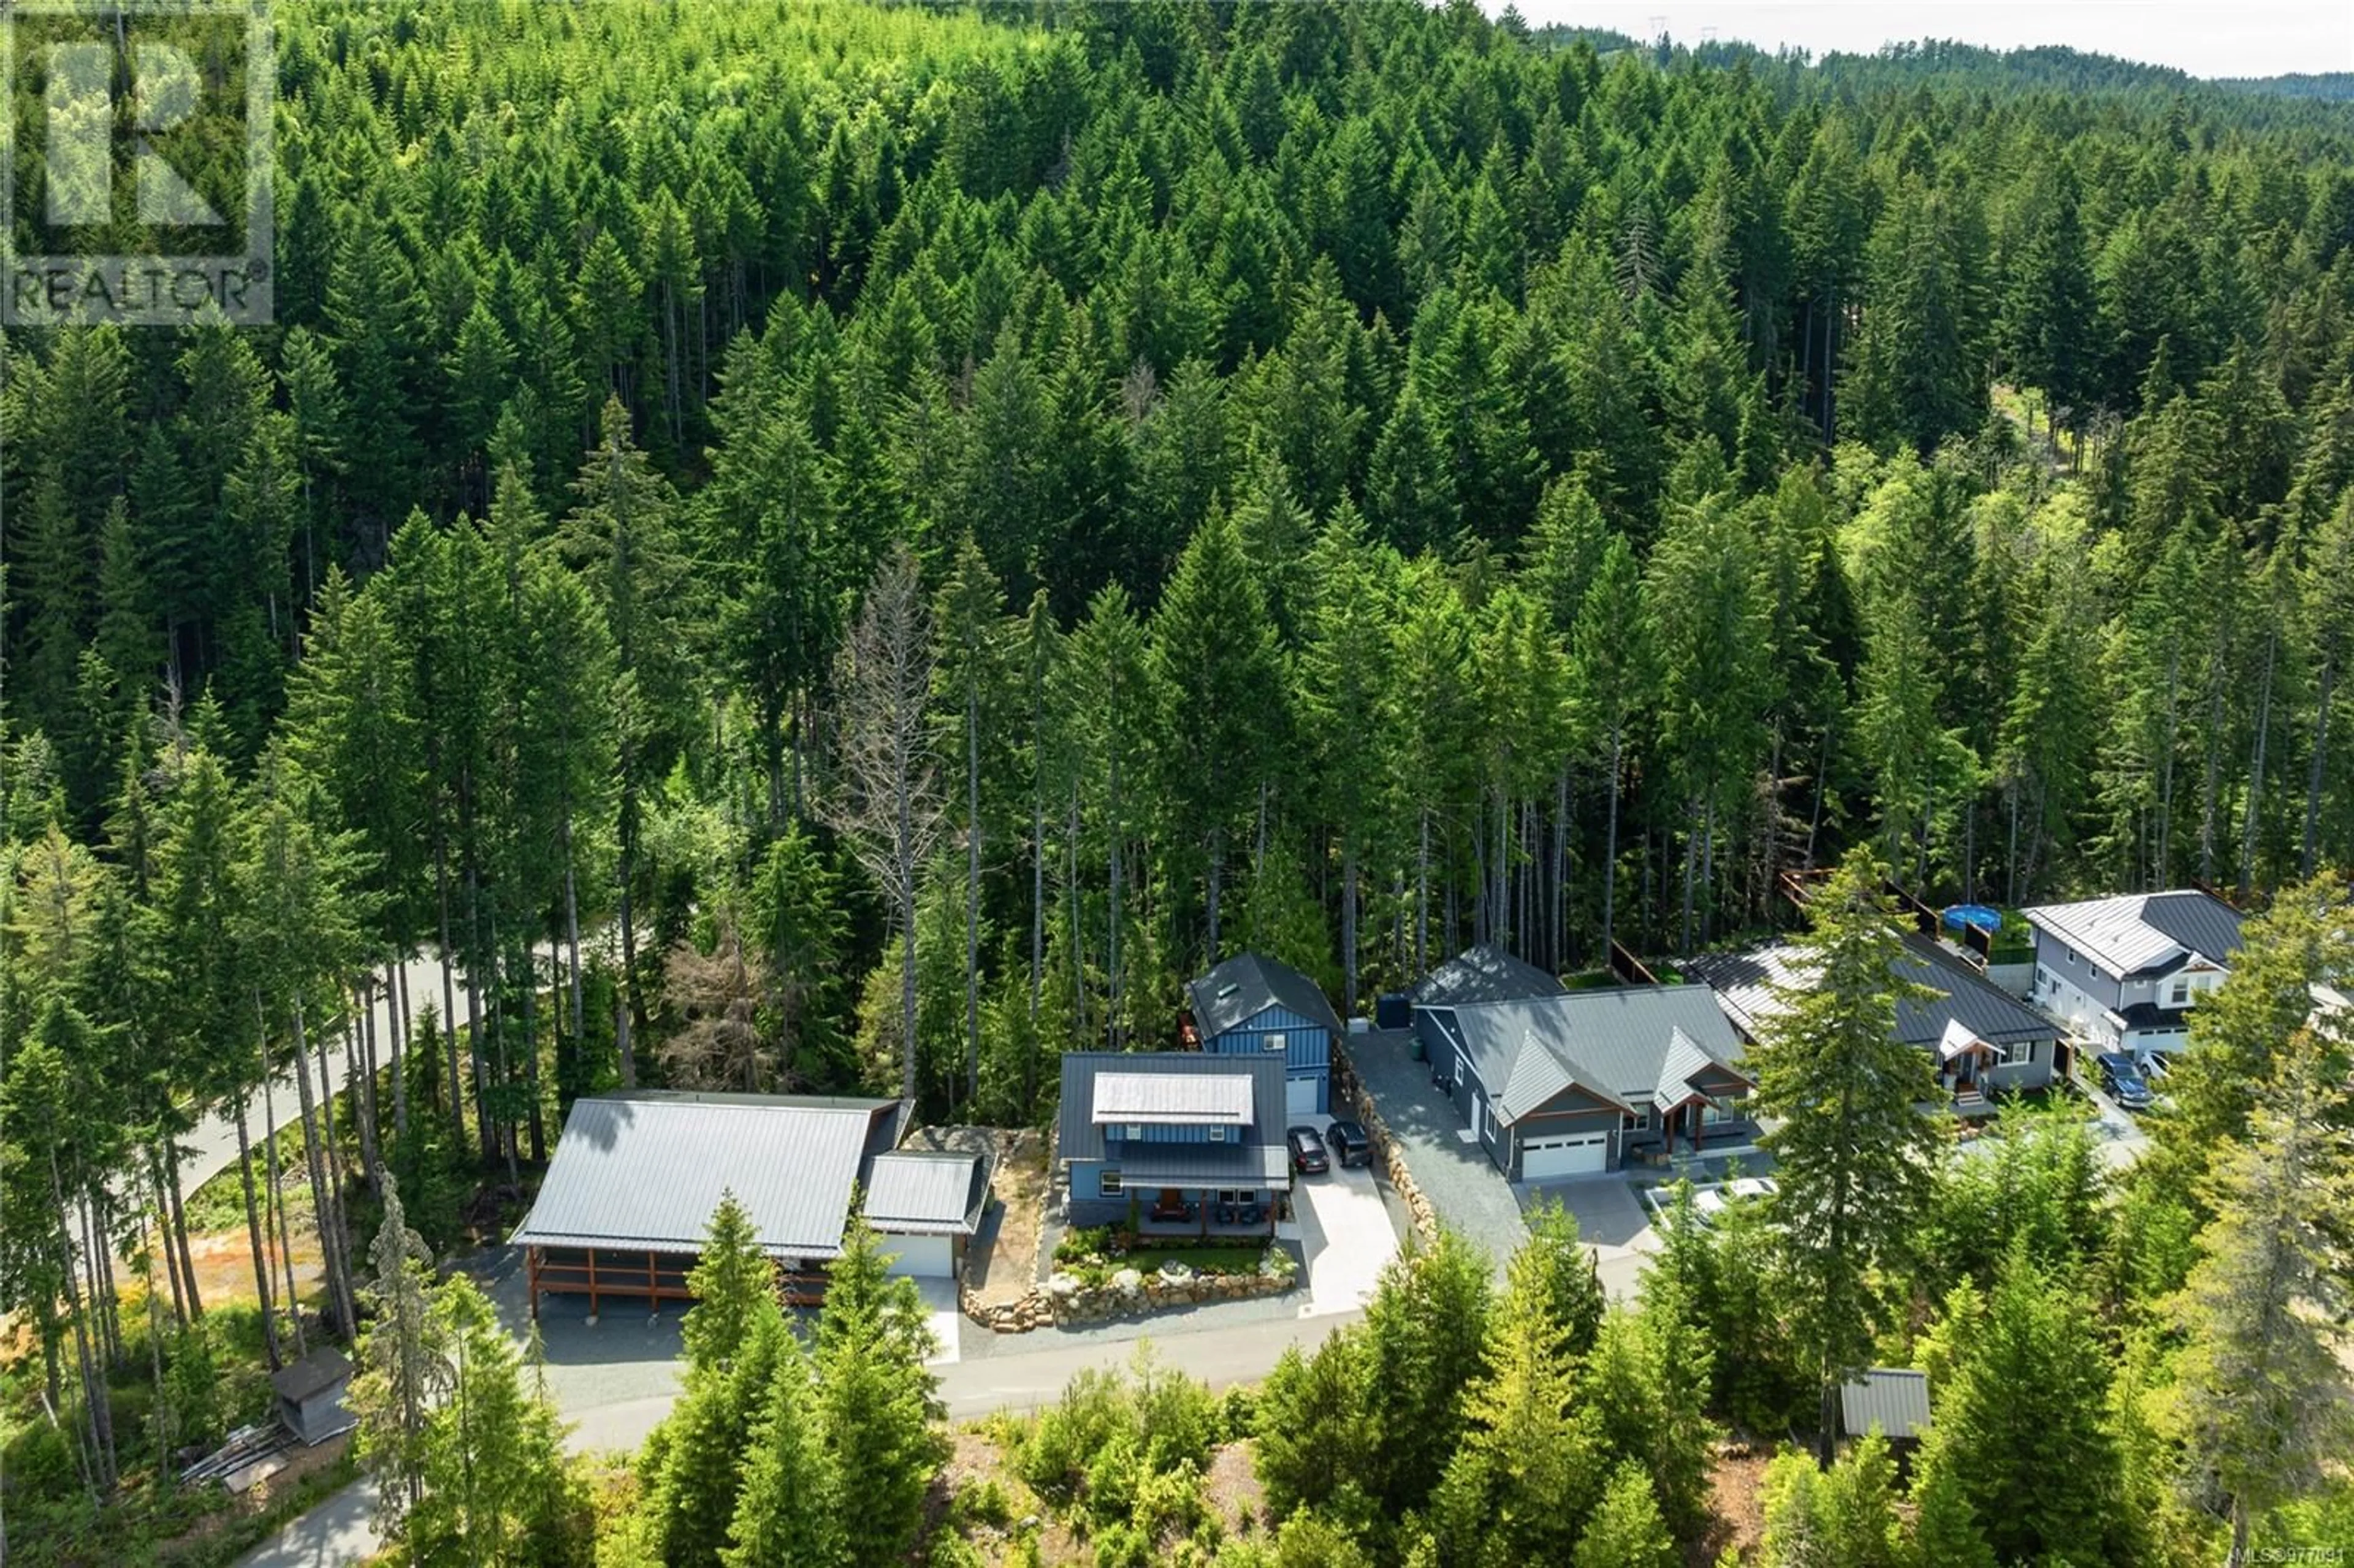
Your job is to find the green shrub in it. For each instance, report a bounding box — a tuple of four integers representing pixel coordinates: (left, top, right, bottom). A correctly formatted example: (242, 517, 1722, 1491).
(1217, 1384, 1258, 1443)
(950, 1475, 1013, 1529)
(1056, 1225, 1119, 1265)
(1021, 1368, 1133, 1499)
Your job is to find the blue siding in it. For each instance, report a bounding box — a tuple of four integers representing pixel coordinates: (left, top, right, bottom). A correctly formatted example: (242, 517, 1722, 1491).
(1107, 1122, 1222, 1146)
(1206, 1003, 1331, 1115)
(1206, 1003, 1331, 1075)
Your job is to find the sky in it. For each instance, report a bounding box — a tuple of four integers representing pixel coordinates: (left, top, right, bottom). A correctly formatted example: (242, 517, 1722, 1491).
(1497, 1, 2354, 81)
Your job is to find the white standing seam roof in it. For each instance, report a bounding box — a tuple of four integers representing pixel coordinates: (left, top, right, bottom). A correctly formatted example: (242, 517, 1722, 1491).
(2024, 894, 2186, 975)
(510, 1093, 901, 1262)
(864, 1152, 988, 1236)
(1091, 1070, 1254, 1125)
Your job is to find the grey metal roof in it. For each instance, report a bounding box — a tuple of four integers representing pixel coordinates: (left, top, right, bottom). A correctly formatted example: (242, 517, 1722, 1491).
(1186, 952, 1344, 1040)
(865, 1151, 989, 1236)
(1651, 1027, 1718, 1111)
(2024, 889, 2242, 978)
(1057, 1051, 1288, 1166)
(1689, 935, 2055, 1051)
(270, 1347, 352, 1402)
(510, 1092, 904, 1261)
(1092, 1070, 1254, 1125)
(1409, 944, 1569, 1008)
(1433, 986, 1748, 1124)
(1104, 1141, 1292, 1189)
(1842, 1369, 1931, 1440)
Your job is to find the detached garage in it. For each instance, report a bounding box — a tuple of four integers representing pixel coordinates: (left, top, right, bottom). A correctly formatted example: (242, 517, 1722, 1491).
(510, 1090, 981, 1317)
(864, 1151, 991, 1279)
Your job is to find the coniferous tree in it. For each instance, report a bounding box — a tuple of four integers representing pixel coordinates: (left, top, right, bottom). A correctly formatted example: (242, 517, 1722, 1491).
(1751, 848, 1945, 1460)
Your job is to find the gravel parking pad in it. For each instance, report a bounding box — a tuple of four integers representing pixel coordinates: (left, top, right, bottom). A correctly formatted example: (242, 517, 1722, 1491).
(1344, 1030, 1528, 1277)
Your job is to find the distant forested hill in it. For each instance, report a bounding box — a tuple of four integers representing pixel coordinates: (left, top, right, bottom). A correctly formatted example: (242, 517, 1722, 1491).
(7, 0, 2354, 1281)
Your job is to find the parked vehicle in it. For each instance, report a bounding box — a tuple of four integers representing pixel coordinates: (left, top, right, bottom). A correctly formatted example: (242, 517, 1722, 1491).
(1287, 1125, 1330, 1174)
(1325, 1119, 1372, 1166)
(2094, 1051, 2154, 1110)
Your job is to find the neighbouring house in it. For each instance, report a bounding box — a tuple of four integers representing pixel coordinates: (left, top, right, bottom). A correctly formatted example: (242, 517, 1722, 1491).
(1414, 984, 1754, 1180)
(2022, 889, 2242, 1056)
(1689, 932, 2059, 1097)
(1841, 1368, 1931, 1448)
(1057, 1051, 1292, 1235)
(510, 1090, 984, 1319)
(1407, 942, 1568, 1013)
(1183, 951, 1343, 1119)
(270, 1347, 356, 1447)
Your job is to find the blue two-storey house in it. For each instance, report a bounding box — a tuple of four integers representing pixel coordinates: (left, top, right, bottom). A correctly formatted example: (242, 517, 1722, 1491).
(1057, 1051, 1292, 1234)
(1183, 952, 1343, 1120)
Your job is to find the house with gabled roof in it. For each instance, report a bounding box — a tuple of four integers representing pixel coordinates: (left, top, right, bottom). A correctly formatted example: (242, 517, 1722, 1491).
(509, 1090, 985, 1318)
(1056, 1051, 1292, 1233)
(1688, 931, 2059, 1097)
(1183, 951, 1343, 1119)
(1414, 985, 1754, 1181)
(2023, 889, 2242, 1056)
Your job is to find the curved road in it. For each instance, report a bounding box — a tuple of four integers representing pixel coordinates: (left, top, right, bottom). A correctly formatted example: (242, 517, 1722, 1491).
(175, 956, 459, 1197)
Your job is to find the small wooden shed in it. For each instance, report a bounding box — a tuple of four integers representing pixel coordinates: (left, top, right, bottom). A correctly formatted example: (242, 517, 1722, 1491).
(271, 1347, 356, 1447)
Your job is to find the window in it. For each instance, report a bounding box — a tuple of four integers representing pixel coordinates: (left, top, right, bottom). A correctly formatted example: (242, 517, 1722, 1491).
(2168, 975, 2190, 1007)
(1100, 1170, 1123, 1195)
(1263, 1032, 1286, 1052)
(1453, 1056, 1465, 1088)
(1702, 1097, 1743, 1126)
(1124, 1123, 1145, 1141)
(1207, 1126, 1228, 1143)
(2063, 946, 2077, 964)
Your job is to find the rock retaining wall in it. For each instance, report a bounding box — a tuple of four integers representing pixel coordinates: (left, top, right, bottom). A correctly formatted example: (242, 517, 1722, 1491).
(1043, 1260, 1295, 1325)
(1332, 1038, 1439, 1243)
(964, 1258, 1295, 1332)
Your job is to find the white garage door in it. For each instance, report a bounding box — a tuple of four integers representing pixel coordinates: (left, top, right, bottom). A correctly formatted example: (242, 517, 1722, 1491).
(880, 1233, 954, 1278)
(1520, 1131, 1609, 1181)
(1286, 1074, 1319, 1119)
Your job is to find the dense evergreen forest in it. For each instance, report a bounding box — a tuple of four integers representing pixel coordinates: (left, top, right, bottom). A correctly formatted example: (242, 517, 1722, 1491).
(4, 2, 2354, 1559)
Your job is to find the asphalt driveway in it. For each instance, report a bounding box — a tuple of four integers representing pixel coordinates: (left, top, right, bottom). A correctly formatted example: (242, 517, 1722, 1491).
(1344, 1030, 1528, 1277)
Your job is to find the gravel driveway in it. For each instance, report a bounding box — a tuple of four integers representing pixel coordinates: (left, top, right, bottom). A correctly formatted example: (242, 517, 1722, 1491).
(1343, 1030, 1527, 1277)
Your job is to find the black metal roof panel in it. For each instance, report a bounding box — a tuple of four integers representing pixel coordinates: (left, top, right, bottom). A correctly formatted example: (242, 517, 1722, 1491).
(1185, 952, 1344, 1040)
(1409, 943, 1569, 1008)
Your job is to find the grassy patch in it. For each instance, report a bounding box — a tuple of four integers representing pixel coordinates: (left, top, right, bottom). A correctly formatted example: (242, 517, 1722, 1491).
(1126, 1246, 1268, 1277)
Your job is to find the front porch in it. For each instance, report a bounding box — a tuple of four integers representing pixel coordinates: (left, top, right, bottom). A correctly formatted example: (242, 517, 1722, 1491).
(1132, 1185, 1281, 1239)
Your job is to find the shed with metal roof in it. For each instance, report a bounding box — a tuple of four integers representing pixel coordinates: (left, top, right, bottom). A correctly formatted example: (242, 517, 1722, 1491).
(1841, 1368, 1932, 1444)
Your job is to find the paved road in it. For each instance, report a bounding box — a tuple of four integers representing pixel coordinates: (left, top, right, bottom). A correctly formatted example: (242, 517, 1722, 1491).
(233, 1479, 382, 1568)
(238, 1293, 1363, 1566)
(563, 1301, 1366, 1456)
(178, 955, 457, 1197)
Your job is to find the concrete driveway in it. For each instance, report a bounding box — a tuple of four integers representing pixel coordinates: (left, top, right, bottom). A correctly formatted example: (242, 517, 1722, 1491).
(1294, 1162, 1400, 1316)
(1344, 1030, 1528, 1277)
(1518, 1174, 1661, 1303)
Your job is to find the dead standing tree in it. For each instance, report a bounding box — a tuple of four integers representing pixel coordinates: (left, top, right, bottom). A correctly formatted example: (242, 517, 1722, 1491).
(825, 546, 946, 1105)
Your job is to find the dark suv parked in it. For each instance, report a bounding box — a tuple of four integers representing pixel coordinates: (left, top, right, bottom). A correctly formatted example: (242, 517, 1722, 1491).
(1324, 1119, 1372, 1166)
